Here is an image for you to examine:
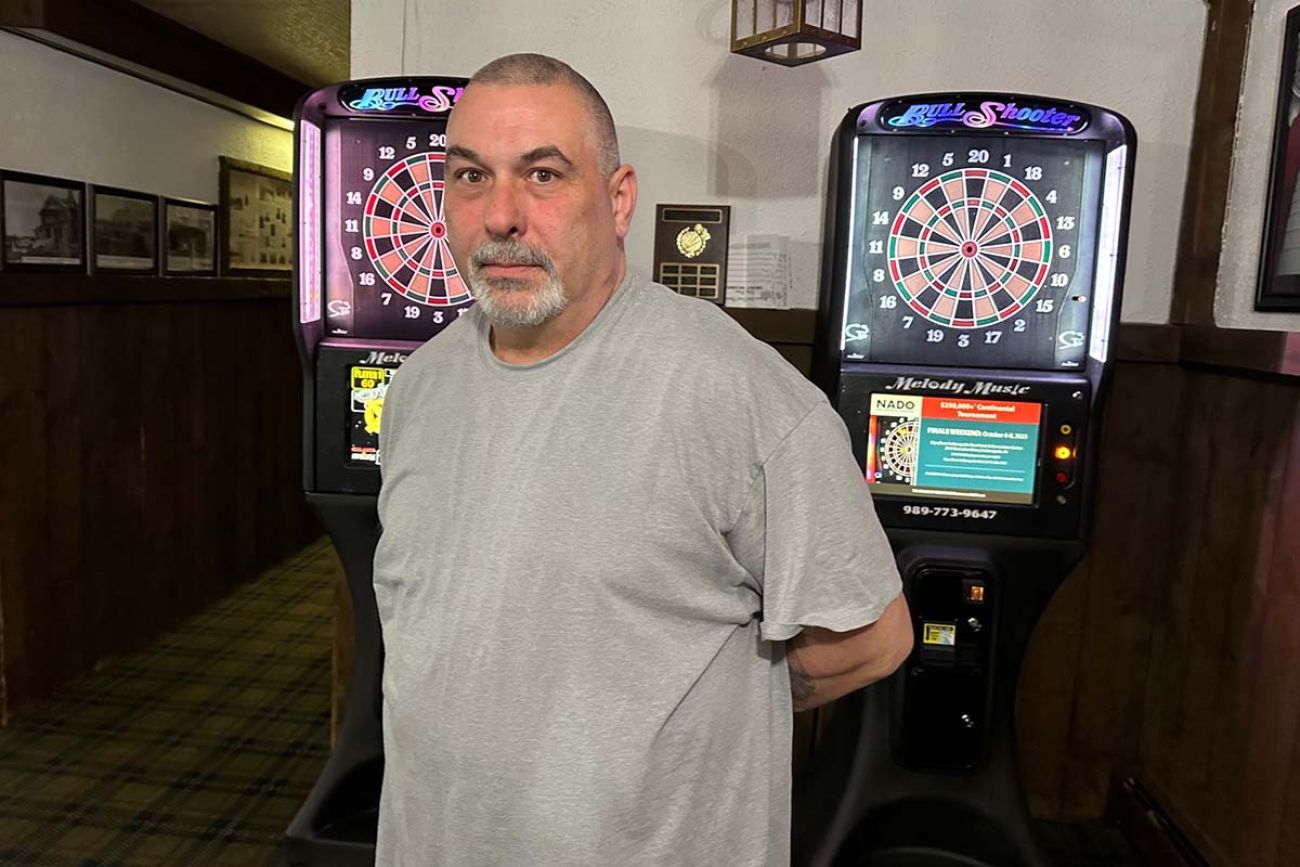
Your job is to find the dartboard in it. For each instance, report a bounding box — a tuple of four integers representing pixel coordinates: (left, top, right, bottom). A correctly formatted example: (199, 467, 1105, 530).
(880, 419, 920, 481)
(887, 168, 1053, 329)
(363, 151, 470, 307)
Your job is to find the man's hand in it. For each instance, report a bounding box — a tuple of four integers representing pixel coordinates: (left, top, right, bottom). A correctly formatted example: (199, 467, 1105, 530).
(785, 593, 913, 712)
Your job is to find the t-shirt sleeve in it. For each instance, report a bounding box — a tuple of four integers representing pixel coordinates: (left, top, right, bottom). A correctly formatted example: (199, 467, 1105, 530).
(728, 401, 902, 642)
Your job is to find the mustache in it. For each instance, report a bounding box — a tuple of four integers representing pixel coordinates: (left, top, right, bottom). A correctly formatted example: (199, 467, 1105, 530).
(470, 239, 555, 272)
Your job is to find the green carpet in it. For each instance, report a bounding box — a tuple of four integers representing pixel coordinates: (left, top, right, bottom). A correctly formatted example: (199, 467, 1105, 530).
(0, 538, 335, 866)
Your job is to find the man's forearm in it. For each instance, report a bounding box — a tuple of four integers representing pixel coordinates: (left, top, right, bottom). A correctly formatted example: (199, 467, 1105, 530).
(785, 593, 913, 712)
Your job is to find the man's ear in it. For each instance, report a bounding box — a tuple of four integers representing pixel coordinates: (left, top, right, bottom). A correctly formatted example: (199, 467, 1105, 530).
(608, 164, 638, 240)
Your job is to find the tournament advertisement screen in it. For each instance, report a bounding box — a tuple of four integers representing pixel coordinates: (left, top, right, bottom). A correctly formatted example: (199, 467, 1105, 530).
(866, 394, 1042, 505)
(348, 364, 397, 465)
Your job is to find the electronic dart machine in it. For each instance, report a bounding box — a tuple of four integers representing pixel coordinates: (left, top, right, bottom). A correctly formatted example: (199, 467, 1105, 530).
(795, 94, 1134, 867)
(286, 76, 472, 866)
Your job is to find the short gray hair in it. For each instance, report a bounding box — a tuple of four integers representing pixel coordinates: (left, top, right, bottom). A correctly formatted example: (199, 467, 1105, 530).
(467, 53, 621, 177)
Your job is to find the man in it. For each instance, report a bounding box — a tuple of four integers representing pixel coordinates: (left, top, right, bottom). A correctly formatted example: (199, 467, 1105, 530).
(372, 53, 912, 866)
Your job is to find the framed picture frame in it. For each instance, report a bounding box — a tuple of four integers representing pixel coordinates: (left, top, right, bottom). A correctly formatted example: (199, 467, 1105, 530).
(90, 185, 159, 274)
(0, 170, 87, 272)
(163, 198, 219, 276)
(1256, 5, 1300, 310)
(219, 156, 293, 276)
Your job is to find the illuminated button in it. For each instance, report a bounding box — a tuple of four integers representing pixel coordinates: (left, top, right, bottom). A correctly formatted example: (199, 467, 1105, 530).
(1059, 424, 1073, 435)
(1054, 445, 1073, 460)
(1056, 471, 1069, 484)
(964, 582, 985, 603)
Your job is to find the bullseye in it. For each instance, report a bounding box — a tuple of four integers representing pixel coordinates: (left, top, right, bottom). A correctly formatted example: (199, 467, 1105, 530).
(961, 241, 979, 258)
(430, 222, 446, 239)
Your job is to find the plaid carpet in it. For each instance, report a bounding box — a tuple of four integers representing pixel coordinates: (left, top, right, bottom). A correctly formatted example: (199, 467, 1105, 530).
(0, 537, 1141, 867)
(0, 538, 335, 867)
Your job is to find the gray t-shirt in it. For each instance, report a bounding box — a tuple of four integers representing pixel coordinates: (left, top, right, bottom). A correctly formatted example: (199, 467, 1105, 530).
(373, 271, 900, 867)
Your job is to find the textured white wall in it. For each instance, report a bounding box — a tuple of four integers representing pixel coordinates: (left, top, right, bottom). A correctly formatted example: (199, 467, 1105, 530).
(353, 0, 1204, 320)
(0, 31, 291, 204)
(1215, 0, 1300, 331)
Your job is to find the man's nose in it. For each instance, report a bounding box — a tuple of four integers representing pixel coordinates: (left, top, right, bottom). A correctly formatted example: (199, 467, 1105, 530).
(483, 180, 524, 240)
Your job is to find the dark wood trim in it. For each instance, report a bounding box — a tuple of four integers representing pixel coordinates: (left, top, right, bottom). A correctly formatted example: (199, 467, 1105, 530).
(1170, 0, 1255, 325)
(1106, 776, 1213, 867)
(0, 0, 311, 121)
(1180, 325, 1300, 377)
(0, 273, 289, 306)
(1116, 323, 1182, 364)
(723, 307, 817, 344)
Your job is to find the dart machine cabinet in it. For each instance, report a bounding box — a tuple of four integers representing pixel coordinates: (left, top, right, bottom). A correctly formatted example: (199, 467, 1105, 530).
(285, 75, 473, 866)
(794, 93, 1135, 867)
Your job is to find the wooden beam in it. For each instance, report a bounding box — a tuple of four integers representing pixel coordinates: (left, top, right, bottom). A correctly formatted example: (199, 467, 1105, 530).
(1170, 0, 1256, 325)
(0, 0, 311, 122)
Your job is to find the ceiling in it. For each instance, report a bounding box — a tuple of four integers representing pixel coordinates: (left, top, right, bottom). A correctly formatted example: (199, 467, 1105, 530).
(132, 0, 350, 87)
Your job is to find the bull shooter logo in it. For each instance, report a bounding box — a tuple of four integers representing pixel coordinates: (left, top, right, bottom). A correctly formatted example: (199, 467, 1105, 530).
(347, 84, 463, 114)
(879, 98, 1088, 135)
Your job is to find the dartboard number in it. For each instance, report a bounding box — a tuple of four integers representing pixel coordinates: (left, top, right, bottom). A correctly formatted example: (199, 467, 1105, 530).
(957, 334, 971, 347)
(1024, 166, 1043, 180)
(911, 163, 930, 178)
(873, 210, 890, 225)
(379, 146, 396, 160)
(1056, 215, 1076, 230)
(926, 329, 944, 343)
(985, 331, 1003, 344)
(869, 240, 884, 254)
(404, 306, 419, 319)
(346, 191, 362, 205)
(1036, 299, 1055, 313)
(880, 295, 897, 308)
(968, 149, 989, 164)
(345, 219, 359, 233)
(1050, 273, 1069, 287)
(429, 133, 446, 148)
(358, 272, 374, 286)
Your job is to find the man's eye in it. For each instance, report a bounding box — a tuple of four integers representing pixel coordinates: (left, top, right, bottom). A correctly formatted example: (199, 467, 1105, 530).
(458, 169, 484, 183)
(530, 169, 556, 183)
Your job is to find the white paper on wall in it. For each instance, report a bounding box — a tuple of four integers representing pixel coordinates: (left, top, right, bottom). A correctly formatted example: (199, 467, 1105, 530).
(725, 234, 791, 309)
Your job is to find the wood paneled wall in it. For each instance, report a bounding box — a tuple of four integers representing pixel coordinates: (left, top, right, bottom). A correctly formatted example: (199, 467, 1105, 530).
(1135, 369, 1300, 866)
(1017, 357, 1185, 819)
(0, 281, 319, 722)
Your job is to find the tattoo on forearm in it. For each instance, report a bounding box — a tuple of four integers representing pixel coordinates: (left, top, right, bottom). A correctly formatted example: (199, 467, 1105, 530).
(788, 655, 816, 709)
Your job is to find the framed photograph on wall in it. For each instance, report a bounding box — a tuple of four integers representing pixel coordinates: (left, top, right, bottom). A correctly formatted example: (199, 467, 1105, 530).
(220, 156, 292, 276)
(1256, 5, 1300, 310)
(163, 198, 218, 276)
(0, 170, 86, 272)
(90, 186, 158, 273)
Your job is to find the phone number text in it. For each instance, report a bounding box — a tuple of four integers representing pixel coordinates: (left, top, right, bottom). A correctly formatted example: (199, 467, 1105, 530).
(902, 505, 999, 519)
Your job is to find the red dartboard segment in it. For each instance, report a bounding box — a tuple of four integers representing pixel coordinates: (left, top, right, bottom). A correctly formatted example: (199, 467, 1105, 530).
(361, 151, 472, 307)
(885, 166, 1055, 329)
